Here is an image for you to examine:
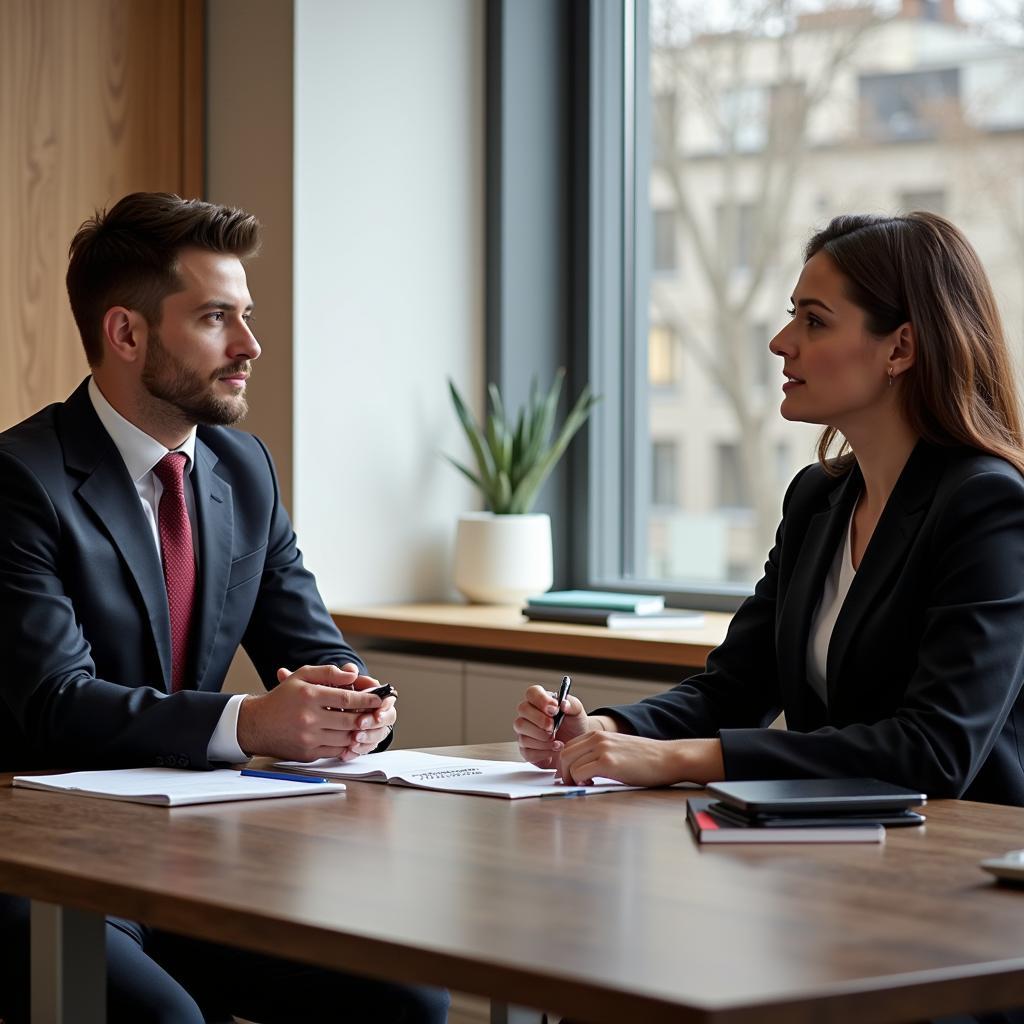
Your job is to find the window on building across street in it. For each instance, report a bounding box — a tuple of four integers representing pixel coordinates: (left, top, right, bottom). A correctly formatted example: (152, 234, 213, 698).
(715, 200, 759, 273)
(859, 67, 961, 141)
(649, 324, 680, 389)
(715, 442, 752, 511)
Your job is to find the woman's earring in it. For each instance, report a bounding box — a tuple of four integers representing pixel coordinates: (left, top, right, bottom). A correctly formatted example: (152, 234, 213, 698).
(887, 367, 895, 388)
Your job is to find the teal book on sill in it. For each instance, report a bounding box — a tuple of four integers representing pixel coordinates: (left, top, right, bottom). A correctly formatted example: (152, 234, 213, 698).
(526, 590, 665, 614)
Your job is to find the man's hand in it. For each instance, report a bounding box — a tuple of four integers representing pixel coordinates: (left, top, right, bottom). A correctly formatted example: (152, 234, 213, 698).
(513, 684, 611, 769)
(557, 733, 725, 788)
(236, 662, 397, 762)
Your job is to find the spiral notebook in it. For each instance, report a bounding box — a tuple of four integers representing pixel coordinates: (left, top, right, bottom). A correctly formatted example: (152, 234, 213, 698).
(275, 750, 640, 799)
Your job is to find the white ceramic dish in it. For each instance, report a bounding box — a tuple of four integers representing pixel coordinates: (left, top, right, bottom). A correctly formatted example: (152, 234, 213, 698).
(980, 848, 1024, 883)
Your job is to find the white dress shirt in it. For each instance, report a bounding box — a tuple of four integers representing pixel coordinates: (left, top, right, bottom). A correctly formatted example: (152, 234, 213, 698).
(88, 379, 248, 763)
(806, 507, 857, 708)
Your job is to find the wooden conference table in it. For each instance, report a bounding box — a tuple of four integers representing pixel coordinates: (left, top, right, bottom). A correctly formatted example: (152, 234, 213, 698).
(5, 743, 1024, 1024)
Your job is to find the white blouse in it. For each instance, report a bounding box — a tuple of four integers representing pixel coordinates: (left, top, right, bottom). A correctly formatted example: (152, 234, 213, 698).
(806, 509, 857, 707)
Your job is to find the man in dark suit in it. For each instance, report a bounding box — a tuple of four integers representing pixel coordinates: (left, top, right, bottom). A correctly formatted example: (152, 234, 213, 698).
(0, 193, 448, 1022)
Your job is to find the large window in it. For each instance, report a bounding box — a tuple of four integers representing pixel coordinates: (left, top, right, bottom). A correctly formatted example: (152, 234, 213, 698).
(586, 0, 1024, 605)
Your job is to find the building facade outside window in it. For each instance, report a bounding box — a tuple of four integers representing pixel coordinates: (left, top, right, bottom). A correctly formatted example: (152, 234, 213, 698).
(629, 0, 1024, 594)
(652, 440, 681, 515)
(653, 207, 679, 271)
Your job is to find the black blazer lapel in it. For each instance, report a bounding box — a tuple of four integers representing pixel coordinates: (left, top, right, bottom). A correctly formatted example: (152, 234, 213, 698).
(57, 381, 173, 692)
(191, 438, 233, 691)
(777, 468, 860, 728)
(825, 441, 938, 708)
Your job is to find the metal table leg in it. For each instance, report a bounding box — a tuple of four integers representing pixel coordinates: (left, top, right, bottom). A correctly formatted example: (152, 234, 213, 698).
(30, 901, 106, 1024)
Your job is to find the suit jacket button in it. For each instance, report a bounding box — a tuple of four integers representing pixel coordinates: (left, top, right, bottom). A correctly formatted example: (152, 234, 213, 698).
(178, 756, 190, 768)
(155, 756, 164, 767)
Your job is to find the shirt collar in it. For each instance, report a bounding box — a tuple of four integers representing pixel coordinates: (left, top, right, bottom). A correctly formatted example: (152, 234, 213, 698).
(88, 377, 198, 483)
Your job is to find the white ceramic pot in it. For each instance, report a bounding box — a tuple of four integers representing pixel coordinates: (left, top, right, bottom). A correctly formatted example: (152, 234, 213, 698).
(453, 512, 553, 605)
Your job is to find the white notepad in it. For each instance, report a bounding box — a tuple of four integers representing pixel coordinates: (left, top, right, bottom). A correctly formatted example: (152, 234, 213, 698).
(13, 768, 346, 806)
(275, 750, 639, 799)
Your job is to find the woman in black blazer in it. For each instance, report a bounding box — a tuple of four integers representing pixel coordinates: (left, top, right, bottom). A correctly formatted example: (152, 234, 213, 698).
(514, 212, 1024, 804)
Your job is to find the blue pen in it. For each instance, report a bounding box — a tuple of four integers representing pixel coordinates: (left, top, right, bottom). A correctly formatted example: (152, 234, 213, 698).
(540, 788, 587, 798)
(240, 768, 329, 784)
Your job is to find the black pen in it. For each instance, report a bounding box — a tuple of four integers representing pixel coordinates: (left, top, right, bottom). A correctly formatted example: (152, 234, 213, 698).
(552, 675, 572, 732)
(327, 682, 398, 714)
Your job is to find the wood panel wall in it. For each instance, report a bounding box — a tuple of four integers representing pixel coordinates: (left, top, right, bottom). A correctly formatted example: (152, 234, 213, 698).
(0, 0, 204, 429)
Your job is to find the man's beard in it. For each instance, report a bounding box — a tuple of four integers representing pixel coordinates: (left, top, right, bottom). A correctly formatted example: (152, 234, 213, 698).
(141, 330, 250, 427)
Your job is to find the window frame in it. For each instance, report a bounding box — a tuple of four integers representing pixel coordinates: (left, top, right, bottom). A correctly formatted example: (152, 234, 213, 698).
(554, 0, 1023, 611)
(572, 0, 754, 611)
(487, 0, 759, 610)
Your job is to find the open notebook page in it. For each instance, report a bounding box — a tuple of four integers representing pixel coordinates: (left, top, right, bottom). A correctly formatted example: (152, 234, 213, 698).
(275, 750, 639, 799)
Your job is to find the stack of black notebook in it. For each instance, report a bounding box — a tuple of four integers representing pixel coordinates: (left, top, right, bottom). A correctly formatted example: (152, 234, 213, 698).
(687, 778, 927, 844)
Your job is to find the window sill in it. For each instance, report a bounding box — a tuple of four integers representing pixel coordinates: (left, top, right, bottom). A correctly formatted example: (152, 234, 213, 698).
(332, 602, 731, 669)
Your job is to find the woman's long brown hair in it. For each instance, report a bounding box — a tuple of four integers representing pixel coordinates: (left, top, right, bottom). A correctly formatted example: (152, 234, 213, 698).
(806, 212, 1024, 477)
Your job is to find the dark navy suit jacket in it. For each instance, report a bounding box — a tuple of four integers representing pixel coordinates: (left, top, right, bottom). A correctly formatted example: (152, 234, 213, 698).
(0, 379, 365, 771)
(601, 441, 1024, 803)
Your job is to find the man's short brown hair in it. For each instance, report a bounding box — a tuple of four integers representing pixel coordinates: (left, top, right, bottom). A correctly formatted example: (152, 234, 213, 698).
(66, 192, 262, 366)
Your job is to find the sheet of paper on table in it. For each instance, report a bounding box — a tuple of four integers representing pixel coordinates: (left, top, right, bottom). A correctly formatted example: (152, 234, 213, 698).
(275, 750, 641, 799)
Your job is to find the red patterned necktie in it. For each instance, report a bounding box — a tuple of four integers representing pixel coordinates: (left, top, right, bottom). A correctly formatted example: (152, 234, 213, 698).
(152, 453, 196, 692)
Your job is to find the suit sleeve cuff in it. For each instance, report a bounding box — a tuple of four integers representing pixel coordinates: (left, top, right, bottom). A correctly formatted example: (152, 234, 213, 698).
(207, 694, 250, 764)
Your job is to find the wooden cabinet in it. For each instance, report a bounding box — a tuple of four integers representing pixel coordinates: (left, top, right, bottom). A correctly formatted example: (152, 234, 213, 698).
(364, 651, 466, 749)
(463, 662, 669, 745)
(363, 648, 672, 750)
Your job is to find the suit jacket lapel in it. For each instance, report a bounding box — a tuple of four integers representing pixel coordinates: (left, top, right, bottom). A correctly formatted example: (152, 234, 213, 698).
(58, 381, 173, 692)
(826, 440, 937, 709)
(777, 468, 860, 729)
(191, 437, 233, 691)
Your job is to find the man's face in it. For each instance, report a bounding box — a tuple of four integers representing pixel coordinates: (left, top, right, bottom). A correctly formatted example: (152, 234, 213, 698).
(140, 248, 260, 427)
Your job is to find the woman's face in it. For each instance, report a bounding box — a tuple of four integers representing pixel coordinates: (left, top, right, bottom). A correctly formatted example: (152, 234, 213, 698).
(769, 251, 893, 428)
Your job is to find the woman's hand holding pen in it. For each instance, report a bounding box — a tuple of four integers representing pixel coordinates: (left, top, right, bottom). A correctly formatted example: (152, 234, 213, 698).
(513, 681, 725, 786)
(513, 684, 612, 770)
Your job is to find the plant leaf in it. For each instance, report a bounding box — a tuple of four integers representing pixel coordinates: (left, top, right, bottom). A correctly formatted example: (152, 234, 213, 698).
(519, 375, 541, 460)
(511, 407, 526, 472)
(520, 368, 565, 476)
(443, 454, 488, 497)
(487, 382, 515, 475)
(487, 382, 507, 431)
(494, 469, 513, 513)
(445, 371, 599, 515)
(487, 412, 516, 478)
(447, 378, 494, 490)
(510, 385, 599, 512)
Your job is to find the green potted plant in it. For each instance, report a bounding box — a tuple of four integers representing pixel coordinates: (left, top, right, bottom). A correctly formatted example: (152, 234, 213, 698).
(446, 368, 598, 604)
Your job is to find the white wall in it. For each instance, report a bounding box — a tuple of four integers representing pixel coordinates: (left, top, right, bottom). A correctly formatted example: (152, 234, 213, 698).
(294, 0, 484, 606)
